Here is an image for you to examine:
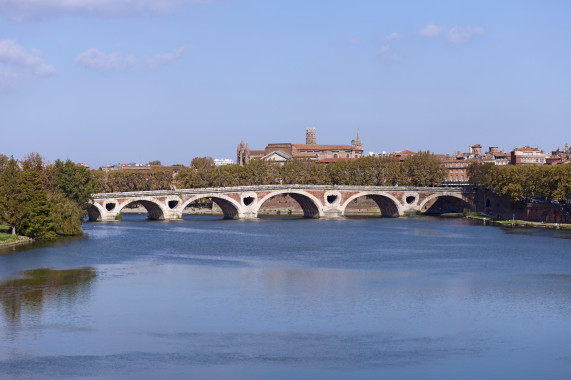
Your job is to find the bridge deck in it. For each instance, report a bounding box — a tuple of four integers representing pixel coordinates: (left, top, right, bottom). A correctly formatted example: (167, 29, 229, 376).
(92, 184, 474, 199)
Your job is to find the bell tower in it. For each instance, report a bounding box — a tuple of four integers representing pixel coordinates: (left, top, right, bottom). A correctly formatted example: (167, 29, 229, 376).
(306, 128, 316, 145)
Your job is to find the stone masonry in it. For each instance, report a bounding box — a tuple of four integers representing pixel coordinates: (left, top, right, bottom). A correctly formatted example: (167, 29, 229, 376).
(89, 185, 476, 221)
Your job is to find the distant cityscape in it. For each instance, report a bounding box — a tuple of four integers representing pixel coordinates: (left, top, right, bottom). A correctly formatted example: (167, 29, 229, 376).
(95, 129, 570, 185)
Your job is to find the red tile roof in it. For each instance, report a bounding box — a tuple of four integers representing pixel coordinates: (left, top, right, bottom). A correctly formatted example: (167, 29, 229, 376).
(394, 149, 416, 156)
(514, 146, 541, 152)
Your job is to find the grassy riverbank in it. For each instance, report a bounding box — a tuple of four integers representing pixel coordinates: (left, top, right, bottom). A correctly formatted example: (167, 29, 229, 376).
(465, 212, 571, 230)
(0, 224, 33, 249)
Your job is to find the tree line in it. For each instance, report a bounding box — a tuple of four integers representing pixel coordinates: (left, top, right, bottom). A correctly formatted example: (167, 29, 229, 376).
(91, 152, 446, 191)
(0, 153, 97, 239)
(0, 151, 446, 239)
(468, 163, 571, 202)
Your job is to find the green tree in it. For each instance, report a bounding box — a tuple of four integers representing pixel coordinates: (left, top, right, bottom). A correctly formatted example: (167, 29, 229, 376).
(48, 193, 84, 236)
(175, 168, 202, 188)
(467, 162, 493, 186)
(148, 160, 162, 166)
(0, 158, 26, 235)
(0, 154, 9, 174)
(19, 171, 56, 240)
(190, 157, 216, 187)
(54, 159, 98, 214)
(401, 151, 446, 186)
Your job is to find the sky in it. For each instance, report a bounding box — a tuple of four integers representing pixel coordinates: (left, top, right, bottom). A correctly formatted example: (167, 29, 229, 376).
(1, 0, 570, 168)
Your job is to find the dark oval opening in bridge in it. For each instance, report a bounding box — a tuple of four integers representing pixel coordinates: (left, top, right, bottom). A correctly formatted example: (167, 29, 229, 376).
(406, 196, 416, 205)
(421, 196, 473, 216)
(343, 195, 399, 218)
(182, 197, 239, 220)
(257, 193, 319, 219)
(243, 196, 254, 206)
(326, 195, 338, 204)
(105, 203, 116, 211)
(168, 200, 179, 209)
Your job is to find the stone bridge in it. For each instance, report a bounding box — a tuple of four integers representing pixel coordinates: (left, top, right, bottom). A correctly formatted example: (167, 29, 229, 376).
(88, 185, 476, 222)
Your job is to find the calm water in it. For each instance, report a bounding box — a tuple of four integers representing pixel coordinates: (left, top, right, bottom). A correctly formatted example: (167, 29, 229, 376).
(1, 215, 571, 379)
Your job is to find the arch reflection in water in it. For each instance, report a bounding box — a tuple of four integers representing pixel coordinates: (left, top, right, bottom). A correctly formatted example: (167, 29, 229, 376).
(0, 267, 97, 327)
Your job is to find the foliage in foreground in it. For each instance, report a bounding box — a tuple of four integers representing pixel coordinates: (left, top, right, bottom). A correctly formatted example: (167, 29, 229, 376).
(0, 153, 97, 240)
(468, 162, 571, 202)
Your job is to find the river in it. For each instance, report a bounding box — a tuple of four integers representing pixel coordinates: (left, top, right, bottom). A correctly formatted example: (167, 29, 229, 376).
(1, 215, 570, 379)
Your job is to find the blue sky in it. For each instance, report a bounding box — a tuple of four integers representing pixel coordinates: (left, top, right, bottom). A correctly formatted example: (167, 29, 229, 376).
(1, 0, 570, 167)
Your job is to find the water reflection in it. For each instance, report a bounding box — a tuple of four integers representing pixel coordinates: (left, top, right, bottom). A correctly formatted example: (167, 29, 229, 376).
(0, 234, 87, 256)
(0, 267, 96, 327)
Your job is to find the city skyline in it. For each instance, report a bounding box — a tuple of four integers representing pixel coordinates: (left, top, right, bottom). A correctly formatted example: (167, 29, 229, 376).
(1, 1, 570, 168)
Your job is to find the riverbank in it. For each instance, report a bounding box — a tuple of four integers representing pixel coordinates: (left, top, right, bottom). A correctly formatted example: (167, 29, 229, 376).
(465, 212, 571, 230)
(0, 232, 34, 250)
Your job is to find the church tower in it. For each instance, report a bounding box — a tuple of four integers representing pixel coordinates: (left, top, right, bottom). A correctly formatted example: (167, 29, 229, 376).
(306, 128, 316, 145)
(352, 129, 363, 148)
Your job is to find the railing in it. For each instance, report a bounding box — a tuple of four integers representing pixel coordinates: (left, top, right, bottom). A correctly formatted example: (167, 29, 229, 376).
(92, 184, 476, 199)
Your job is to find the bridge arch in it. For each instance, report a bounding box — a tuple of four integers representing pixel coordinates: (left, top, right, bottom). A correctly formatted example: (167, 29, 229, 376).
(341, 192, 401, 217)
(87, 203, 106, 222)
(117, 198, 167, 220)
(180, 194, 242, 219)
(419, 193, 474, 215)
(256, 190, 323, 218)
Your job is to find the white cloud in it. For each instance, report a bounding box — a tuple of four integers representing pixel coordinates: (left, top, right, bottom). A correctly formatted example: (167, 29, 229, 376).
(418, 24, 446, 38)
(0, 0, 206, 21)
(142, 46, 187, 69)
(446, 26, 485, 44)
(419, 24, 485, 44)
(382, 32, 402, 41)
(75, 49, 136, 71)
(0, 39, 55, 90)
(75, 46, 187, 71)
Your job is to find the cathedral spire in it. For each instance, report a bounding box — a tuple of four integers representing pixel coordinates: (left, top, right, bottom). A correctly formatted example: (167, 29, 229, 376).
(356, 129, 362, 146)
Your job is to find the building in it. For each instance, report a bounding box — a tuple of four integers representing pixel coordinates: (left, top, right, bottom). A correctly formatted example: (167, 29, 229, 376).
(510, 146, 549, 165)
(486, 146, 510, 164)
(237, 129, 364, 165)
(393, 149, 416, 161)
(469, 144, 482, 156)
(214, 158, 234, 166)
(441, 155, 475, 184)
(441, 144, 510, 184)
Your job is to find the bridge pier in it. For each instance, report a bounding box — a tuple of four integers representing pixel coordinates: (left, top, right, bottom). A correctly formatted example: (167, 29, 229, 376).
(239, 210, 258, 220)
(322, 208, 343, 219)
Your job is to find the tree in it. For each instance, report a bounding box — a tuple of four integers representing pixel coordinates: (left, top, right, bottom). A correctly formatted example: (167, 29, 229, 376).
(190, 157, 216, 187)
(176, 168, 202, 188)
(401, 151, 446, 186)
(54, 159, 98, 215)
(148, 160, 162, 166)
(0, 158, 25, 235)
(48, 193, 84, 236)
(19, 171, 56, 240)
(467, 162, 493, 186)
(0, 154, 8, 174)
(21, 152, 45, 172)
